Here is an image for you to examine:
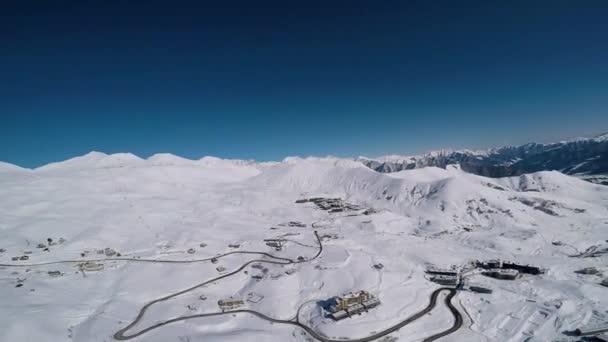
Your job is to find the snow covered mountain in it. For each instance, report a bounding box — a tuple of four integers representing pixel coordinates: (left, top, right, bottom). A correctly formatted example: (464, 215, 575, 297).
(359, 133, 608, 185)
(1, 153, 607, 342)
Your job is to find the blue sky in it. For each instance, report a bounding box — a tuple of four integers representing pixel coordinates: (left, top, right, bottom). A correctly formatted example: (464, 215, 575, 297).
(1, 1, 607, 168)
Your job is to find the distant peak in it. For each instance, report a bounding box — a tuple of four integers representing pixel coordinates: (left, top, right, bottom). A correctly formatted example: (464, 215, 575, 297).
(147, 153, 194, 165)
(199, 156, 223, 163)
(83, 151, 108, 158)
(148, 153, 184, 160)
(594, 132, 608, 141)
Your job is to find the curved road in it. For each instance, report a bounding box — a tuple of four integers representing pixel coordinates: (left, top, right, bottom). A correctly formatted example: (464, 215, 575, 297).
(0, 231, 463, 341)
(422, 289, 463, 342)
(114, 231, 324, 340)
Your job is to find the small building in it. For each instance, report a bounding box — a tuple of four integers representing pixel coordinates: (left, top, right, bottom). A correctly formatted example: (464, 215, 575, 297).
(468, 285, 493, 294)
(246, 292, 264, 303)
(481, 269, 518, 280)
(218, 298, 244, 311)
(78, 261, 104, 272)
(575, 267, 599, 275)
(487, 260, 502, 268)
(476, 259, 502, 269)
(326, 291, 381, 321)
(575, 323, 608, 336)
(48, 271, 62, 277)
(264, 239, 286, 249)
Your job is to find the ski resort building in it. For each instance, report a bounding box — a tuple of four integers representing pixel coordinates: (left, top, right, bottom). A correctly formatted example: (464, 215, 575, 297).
(429, 274, 460, 286)
(425, 266, 459, 276)
(326, 291, 381, 321)
(426, 266, 460, 287)
(475, 259, 544, 275)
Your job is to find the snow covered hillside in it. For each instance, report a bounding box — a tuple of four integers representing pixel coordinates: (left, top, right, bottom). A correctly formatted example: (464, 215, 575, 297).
(1, 153, 607, 342)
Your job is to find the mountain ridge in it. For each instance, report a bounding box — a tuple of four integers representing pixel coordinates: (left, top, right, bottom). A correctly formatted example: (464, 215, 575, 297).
(1, 134, 607, 186)
(359, 134, 608, 184)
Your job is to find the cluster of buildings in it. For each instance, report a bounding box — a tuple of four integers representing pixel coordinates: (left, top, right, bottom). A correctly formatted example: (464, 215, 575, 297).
(324, 290, 381, 321)
(475, 259, 544, 281)
(475, 259, 543, 275)
(217, 290, 382, 321)
(217, 292, 265, 311)
(264, 238, 286, 251)
(77, 261, 104, 272)
(295, 197, 363, 213)
(425, 259, 545, 292)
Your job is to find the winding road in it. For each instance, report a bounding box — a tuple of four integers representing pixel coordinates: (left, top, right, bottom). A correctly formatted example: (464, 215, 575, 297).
(1, 231, 463, 341)
(114, 287, 460, 342)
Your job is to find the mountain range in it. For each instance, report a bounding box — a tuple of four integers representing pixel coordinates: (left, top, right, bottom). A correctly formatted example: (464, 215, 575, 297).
(359, 133, 608, 185)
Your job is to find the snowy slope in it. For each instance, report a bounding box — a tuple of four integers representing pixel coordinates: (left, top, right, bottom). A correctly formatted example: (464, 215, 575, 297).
(1, 154, 607, 342)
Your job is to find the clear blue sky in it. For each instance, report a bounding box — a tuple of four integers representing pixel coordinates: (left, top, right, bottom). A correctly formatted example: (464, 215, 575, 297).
(1, 0, 607, 168)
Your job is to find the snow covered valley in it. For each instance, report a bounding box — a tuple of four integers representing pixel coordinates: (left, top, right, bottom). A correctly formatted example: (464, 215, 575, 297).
(1, 153, 607, 342)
